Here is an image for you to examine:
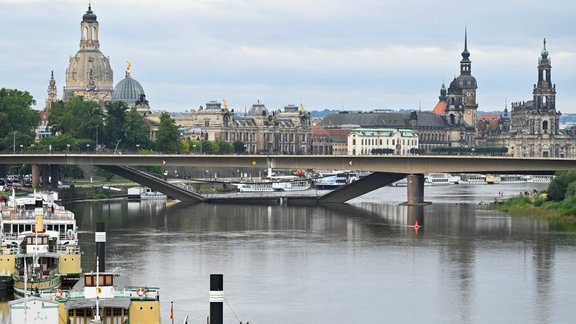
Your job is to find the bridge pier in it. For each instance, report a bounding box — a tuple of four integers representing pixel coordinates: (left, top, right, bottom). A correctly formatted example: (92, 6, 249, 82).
(50, 166, 60, 189)
(32, 164, 40, 188)
(41, 165, 50, 189)
(406, 205, 424, 228)
(406, 174, 426, 205)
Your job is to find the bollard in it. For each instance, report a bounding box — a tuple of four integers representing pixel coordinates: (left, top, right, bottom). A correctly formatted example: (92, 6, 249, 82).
(209, 274, 224, 324)
(96, 222, 106, 272)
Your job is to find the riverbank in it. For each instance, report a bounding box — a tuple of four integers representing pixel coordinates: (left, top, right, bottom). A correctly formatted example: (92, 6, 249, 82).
(492, 194, 576, 225)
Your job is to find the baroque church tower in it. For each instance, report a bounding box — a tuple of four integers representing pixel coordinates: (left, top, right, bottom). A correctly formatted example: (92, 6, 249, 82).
(63, 5, 113, 102)
(511, 39, 560, 136)
(45, 71, 58, 110)
(446, 27, 478, 128)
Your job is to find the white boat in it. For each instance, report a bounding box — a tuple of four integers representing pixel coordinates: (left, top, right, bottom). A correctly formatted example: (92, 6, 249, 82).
(527, 175, 554, 183)
(0, 191, 81, 291)
(314, 171, 359, 189)
(236, 179, 311, 192)
(9, 296, 60, 323)
(425, 173, 460, 186)
(459, 174, 487, 184)
(127, 187, 167, 201)
(12, 226, 63, 298)
(497, 174, 529, 184)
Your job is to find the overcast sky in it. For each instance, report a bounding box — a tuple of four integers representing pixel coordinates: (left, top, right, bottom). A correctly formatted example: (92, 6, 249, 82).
(1, 0, 575, 113)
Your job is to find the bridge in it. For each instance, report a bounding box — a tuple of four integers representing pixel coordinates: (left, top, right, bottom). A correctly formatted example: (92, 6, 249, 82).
(1, 154, 572, 204)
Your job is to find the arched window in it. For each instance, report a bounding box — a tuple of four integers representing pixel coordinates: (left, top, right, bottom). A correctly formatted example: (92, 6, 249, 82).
(542, 120, 549, 134)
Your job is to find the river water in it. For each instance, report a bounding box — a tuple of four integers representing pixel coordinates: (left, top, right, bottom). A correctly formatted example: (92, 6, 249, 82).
(4, 183, 576, 323)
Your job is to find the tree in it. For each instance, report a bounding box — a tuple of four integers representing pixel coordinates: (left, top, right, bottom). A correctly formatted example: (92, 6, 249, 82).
(217, 141, 234, 154)
(124, 107, 152, 150)
(49, 97, 103, 140)
(233, 141, 246, 154)
(102, 101, 128, 149)
(37, 134, 80, 152)
(548, 170, 576, 201)
(155, 112, 180, 153)
(0, 88, 40, 152)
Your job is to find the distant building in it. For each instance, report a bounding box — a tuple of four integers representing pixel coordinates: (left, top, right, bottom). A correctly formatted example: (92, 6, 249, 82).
(187, 101, 312, 154)
(479, 39, 576, 158)
(347, 128, 419, 155)
(311, 127, 351, 155)
(63, 5, 114, 102)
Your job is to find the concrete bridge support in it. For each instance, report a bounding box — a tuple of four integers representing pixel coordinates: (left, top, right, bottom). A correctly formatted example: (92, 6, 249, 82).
(406, 174, 425, 205)
(41, 165, 50, 189)
(50, 166, 59, 188)
(32, 164, 40, 188)
(406, 205, 424, 228)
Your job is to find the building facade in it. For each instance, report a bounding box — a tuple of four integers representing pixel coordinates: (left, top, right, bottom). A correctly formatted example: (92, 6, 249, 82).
(479, 39, 575, 158)
(188, 101, 312, 154)
(347, 128, 419, 155)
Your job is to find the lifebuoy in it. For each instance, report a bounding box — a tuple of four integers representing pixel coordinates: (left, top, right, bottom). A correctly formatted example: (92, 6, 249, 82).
(136, 287, 146, 297)
(54, 289, 63, 299)
(66, 229, 75, 240)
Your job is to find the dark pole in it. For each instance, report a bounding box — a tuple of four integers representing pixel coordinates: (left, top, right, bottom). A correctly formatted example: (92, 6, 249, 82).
(209, 274, 223, 324)
(96, 222, 106, 272)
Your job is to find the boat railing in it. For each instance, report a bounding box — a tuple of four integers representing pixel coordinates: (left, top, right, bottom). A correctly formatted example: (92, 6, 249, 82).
(54, 244, 80, 254)
(0, 245, 18, 255)
(64, 287, 160, 300)
(0, 208, 75, 221)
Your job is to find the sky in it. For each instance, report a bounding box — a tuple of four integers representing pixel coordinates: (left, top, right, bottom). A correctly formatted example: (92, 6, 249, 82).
(1, 0, 576, 113)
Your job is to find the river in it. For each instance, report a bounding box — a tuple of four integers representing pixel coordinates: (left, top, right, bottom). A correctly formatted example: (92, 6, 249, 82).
(3, 182, 576, 323)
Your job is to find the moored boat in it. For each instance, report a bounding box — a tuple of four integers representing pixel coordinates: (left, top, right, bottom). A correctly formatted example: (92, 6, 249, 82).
(313, 171, 359, 189)
(0, 190, 81, 292)
(12, 216, 62, 298)
(127, 186, 168, 201)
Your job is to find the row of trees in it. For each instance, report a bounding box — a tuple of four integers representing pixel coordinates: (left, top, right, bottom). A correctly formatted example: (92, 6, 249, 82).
(0, 88, 250, 155)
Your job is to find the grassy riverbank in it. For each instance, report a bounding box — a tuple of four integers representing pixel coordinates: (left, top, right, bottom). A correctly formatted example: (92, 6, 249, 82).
(493, 194, 576, 225)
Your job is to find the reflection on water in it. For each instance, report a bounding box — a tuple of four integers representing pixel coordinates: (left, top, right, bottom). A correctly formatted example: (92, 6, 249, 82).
(1, 184, 575, 324)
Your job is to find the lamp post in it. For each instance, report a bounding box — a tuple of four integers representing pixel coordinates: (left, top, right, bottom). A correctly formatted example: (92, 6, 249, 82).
(86, 144, 91, 152)
(13, 131, 16, 154)
(114, 140, 121, 154)
(66, 144, 70, 154)
(95, 124, 99, 152)
(19, 144, 23, 154)
(136, 144, 140, 152)
(30, 144, 34, 153)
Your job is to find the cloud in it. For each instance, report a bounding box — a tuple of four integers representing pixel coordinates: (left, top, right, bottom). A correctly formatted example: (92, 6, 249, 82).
(0, 0, 575, 113)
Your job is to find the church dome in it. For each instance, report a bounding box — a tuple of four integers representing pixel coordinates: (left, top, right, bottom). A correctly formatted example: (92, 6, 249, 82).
(449, 74, 477, 91)
(112, 72, 145, 105)
(247, 101, 268, 116)
(82, 5, 97, 23)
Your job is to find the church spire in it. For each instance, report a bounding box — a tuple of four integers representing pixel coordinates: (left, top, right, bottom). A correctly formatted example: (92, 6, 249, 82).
(45, 70, 58, 110)
(460, 26, 471, 75)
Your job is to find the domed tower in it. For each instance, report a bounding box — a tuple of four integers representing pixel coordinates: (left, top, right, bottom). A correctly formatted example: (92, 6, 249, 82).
(63, 4, 114, 102)
(112, 62, 146, 106)
(446, 27, 478, 127)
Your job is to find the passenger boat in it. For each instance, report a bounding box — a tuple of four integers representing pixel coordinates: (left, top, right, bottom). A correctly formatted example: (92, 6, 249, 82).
(127, 186, 168, 201)
(527, 175, 554, 183)
(425, 173, 460, 186)
(12, 216, 62, 298)
(53, 269, 161, 323)
(0, 190, 81, 291)
(236, 178, 311, 192)
(459, 174, 487, 184)
(497, 174, 529, 184)
(313, 171, 359, 189)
